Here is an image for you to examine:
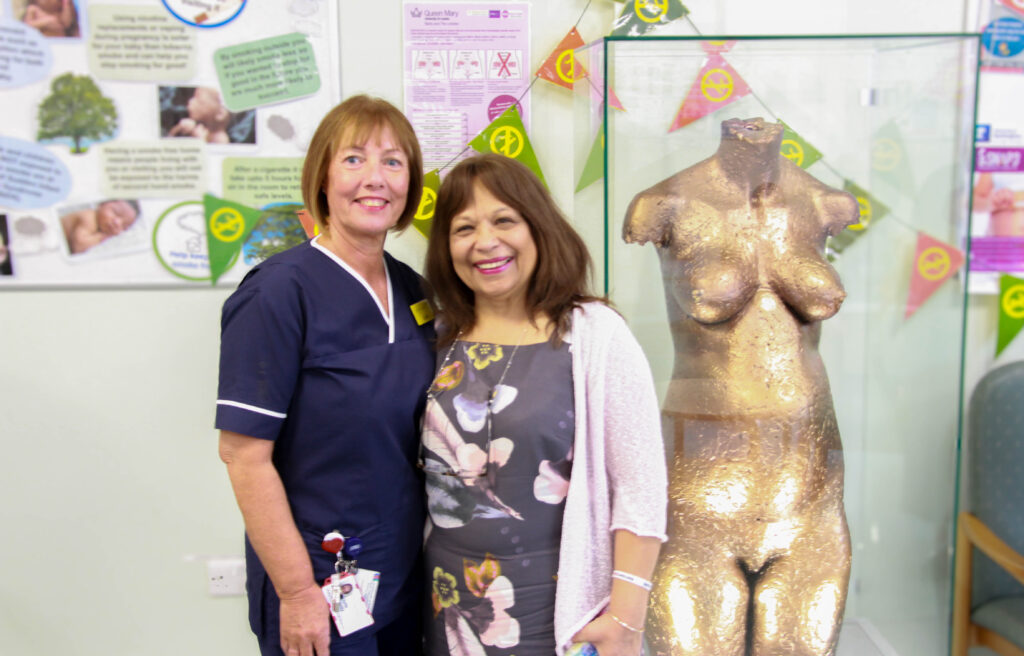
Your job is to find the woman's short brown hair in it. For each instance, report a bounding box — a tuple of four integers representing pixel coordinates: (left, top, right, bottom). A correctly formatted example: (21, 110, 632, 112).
(301, 95, 423, 232)
(425, 153, 601, 347)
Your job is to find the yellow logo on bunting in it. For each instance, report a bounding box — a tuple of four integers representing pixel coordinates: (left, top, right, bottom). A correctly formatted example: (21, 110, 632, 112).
(780, 139, 805, 167)
(209, 207, 246, 242)
(849, 197, 872, 232)
(700, 68, 734, 102)
(872, 137, 902, 172)
(1003, 284, 1024, 320)
(635, 0, 669, 22)
(917, 247, 951, 281)
(555, 49, 583, 85)
(416, 186, 437, 222)
(490, 125, 525, 158)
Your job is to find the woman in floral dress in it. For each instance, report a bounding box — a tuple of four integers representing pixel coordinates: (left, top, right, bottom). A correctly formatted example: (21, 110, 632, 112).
(421, 154, 668, 655)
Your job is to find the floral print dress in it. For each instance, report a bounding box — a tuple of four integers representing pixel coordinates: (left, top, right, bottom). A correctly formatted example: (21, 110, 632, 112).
(422, 340, 574, 655)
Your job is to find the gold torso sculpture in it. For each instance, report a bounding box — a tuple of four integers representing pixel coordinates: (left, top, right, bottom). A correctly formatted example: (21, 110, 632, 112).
(623, 118, 857, 656)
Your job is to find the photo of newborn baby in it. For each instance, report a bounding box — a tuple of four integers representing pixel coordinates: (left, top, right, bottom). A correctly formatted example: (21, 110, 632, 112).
(15, 0, 80, 38)
(159, 86, 256, 145)
(59, 199, 142, 255)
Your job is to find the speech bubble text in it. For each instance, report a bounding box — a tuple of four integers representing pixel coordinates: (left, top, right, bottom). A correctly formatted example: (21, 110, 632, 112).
(89, 5, 195, 81)
(0, 137, 71, 209)
(101, 141, 206, 198)
(0, 20, 52, 87)
(215, 33, 320, 112)
(223, 157, 303, 207)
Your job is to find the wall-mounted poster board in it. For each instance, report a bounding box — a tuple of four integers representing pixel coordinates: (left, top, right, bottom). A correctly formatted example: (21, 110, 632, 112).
(0, 0, 339, 287)
(971, 0, 1024, 294)
(402, 1, 530, 171)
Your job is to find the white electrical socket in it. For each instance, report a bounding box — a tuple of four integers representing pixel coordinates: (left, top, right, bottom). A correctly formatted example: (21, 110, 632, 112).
(207, 557, 247, 596)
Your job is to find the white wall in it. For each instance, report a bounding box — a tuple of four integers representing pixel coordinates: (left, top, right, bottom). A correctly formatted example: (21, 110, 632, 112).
(0, 1, 992, 654)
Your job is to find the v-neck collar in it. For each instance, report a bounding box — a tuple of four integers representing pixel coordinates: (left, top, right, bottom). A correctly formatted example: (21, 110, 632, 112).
(311, 236, 395, 343)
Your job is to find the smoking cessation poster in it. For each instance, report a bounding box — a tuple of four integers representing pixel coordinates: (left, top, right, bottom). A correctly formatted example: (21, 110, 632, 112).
(971, 0, 1024, 293)
(402, 2, 530, 170)
(0, 0, 339, 286)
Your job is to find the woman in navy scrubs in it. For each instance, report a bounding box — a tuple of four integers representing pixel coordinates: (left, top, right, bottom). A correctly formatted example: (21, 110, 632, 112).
(216, 95, 434, 656)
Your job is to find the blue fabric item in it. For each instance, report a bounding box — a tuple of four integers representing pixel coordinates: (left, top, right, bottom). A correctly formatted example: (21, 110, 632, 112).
(216, 240, 434, 648)
(968, 361, 1024, 609)
(973, 596, 1024, 651)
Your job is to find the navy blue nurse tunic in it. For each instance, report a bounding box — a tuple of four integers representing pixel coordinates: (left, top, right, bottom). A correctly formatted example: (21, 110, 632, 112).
(215, 238, 434, 653)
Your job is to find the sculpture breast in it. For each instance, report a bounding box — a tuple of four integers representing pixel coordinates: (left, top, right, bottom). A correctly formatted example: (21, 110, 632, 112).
(624, 118, 857, 656)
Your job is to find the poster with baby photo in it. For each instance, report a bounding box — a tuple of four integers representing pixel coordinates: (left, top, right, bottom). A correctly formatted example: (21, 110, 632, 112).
(0, 0, 339, 286)
(970, 62, 1024, 293)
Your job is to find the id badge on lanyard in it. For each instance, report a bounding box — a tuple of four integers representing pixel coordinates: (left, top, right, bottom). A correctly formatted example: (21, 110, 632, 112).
(320, 531, 381, 637)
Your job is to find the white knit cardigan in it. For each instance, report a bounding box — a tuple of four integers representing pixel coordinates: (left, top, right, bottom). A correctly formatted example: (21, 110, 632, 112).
(554, 302, 669, 654)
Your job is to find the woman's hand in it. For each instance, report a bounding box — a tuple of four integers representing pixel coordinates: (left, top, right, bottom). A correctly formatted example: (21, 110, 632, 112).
(278, 583, 331, 656)
(571, 613, 643, 656)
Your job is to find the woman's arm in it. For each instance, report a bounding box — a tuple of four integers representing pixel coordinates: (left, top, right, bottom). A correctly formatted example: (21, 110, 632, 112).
(571, 310, 668, 655)
(572, 530, 661, 655)
(219, 430, 330, 656)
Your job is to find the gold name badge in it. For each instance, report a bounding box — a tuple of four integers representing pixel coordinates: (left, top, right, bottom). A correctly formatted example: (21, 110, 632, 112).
(410, 299, 435, 326)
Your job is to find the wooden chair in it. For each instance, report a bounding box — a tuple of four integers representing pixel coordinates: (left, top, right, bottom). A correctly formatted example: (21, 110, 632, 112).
(952, 361, 1024, 656)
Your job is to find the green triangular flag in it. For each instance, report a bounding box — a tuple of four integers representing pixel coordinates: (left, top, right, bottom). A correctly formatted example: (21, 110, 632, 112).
(412, 169, 441, 240)
(997, 273, 1024, 356)
(204, 193, 262, 285)
(469, 105, 546, 187)
(575, 123, 605, 193)
(779, 120, 823, 170)
(611, 0, 689, 37)
(871, 120, 915, 190)
(827, 179, 892, 256)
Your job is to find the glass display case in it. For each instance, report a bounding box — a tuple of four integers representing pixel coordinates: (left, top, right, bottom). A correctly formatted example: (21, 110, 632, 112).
(573, 35, 980, 655)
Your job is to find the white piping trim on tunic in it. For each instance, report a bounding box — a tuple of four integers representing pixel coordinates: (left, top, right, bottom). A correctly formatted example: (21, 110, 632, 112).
(216, 399, 288, 419)
(311, 236, 395, 343)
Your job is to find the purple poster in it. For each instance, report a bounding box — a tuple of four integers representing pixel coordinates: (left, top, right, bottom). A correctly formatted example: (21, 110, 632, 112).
(970, 55, 1024, 293)
(403, 2, 530, 170)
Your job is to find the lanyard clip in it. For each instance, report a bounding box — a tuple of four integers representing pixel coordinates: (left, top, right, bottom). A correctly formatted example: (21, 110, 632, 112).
(322, 530, 363, 574)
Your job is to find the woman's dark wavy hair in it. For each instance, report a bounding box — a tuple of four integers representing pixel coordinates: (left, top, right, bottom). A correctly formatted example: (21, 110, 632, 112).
(425, 153, 603, 348)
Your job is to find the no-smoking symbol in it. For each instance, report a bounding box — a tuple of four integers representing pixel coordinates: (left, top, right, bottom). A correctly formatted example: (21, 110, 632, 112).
(849, 198, 872, 232)
(209, 208, 246, 242)
(917, 247, 951, 281)
(489, 125, 525, 158)
(1002, 284, 1024, 320)
(556, 49, 583, 84)
(415, 187, 437, 222)
(780, 139, 804, 167)
(872, 137, 902, 172)
(700, 68, 734, 102)
(635, 0, 669, 22)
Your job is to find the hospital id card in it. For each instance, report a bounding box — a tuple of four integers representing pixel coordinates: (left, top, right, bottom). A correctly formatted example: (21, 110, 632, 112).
(353, 567, 380, 613)
(321, 572, 374, 636)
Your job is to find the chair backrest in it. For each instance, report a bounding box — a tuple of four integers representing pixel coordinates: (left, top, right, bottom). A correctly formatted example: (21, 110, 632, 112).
(968, 360, 1024, 607)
